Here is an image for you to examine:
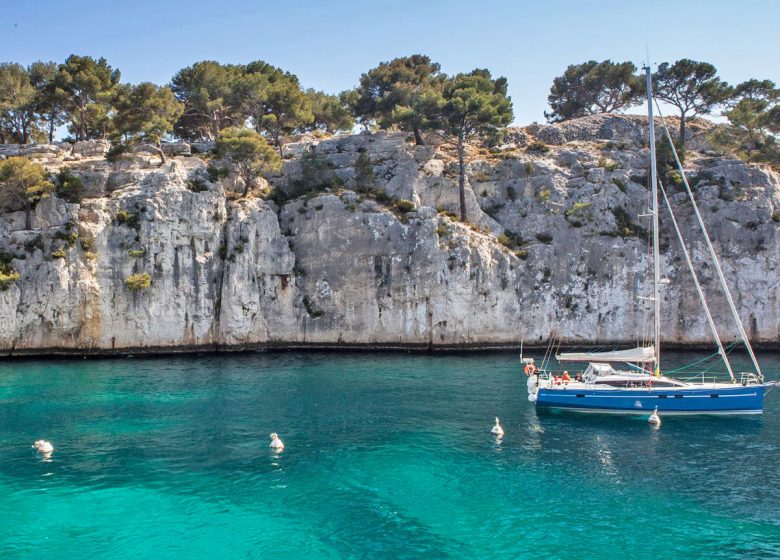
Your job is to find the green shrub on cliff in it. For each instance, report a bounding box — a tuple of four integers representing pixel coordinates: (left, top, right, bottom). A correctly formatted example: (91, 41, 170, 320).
(0, 157, 53, 230)
(497, 230, 524, 249)
(115, 209, 141, 230)
(0, 254, 21, 290)
(105, 142, 130, 162)
(276, 146, 343, 204)
(353, 152, 376, 192)
(610, 206, 646, 238)
(0, 269, 20, 290)
(125, 272, 151, 291)
(55, 168, 84, 203)
(564, 201, 592, 227)
(393, 199, 415, 213)
(526, 141, 550, 154)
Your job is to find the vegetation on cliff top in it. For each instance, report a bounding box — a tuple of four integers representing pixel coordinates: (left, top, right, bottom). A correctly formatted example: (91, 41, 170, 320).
(1, 53, 779, 216)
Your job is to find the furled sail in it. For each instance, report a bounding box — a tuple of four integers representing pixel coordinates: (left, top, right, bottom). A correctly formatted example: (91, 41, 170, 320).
(556, 346, 656, 363)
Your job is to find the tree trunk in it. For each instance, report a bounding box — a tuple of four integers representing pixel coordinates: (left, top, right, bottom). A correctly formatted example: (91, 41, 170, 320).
(678, 113, 687, 151)
(78, 109, 86, 141)
(457, 132, 467, 222)
(48, 116, 55, 143)
(413, 126, 424, 146)
(156, 140, 166, 165)
(275, 130, 284, 158)
(24, 198, 32, 230)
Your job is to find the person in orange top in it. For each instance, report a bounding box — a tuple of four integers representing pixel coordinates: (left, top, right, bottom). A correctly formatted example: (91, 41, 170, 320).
(561, 370, 572, 384)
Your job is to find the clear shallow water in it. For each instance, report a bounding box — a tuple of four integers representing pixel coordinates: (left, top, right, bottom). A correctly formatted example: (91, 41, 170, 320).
(1, 351, 779, 559)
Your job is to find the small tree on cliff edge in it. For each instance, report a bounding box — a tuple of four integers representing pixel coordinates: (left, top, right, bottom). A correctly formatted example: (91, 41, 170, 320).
(258, 75, 313, 158)
(438, 69, 513, 221)
(545, 60, 642, 122)
(53, 55, 120, 141)
(214, 127, 282, 196)
(170, 61, 244, 141)
(354, 55, 444, 145)
(0, 63, 40, 144)
(29, 61, 65, 144)
(113, 83, 184, 165)
(710, 79, 780, 166)
(0, 157, 53, 229)
(305, 89, 354, 134)
(652, 59, 731, 150)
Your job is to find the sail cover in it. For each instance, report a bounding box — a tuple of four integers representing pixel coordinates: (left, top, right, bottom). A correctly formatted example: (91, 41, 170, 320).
(556, 346, 656, 363)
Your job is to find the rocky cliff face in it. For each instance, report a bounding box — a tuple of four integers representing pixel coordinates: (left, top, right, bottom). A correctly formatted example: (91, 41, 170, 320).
(1, 114, 779, 354)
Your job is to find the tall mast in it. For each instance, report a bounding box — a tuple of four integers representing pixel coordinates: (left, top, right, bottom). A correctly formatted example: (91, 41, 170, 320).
(645, 65, 661, 373)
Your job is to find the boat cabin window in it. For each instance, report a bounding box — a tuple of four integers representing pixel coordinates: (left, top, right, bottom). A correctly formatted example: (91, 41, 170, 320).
(584, 363, 617, 377)
(594, 379, 646, 388)
(590, 377, 685, 388)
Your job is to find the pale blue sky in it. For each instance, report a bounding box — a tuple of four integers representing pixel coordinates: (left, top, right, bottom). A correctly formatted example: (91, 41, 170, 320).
(2, 0, 778, 124)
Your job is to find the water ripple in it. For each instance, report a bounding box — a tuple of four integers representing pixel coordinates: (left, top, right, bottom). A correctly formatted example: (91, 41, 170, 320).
(0, 351, 779, 558)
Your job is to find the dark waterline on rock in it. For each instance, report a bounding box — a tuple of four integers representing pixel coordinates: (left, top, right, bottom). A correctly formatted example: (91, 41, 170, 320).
(4, 341, 780, 360)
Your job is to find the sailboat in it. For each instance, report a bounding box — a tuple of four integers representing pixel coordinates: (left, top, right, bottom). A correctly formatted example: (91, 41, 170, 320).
(526, 66, 777, 415)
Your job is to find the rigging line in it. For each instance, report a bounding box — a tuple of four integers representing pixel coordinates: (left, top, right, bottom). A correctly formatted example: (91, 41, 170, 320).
(700, 341, 739, 377)
(550, 337, 563, 369)
(699, 342, 741, 376)
(654, 100, 763, 379)
(663, 351, 722, 373)
(541, 336, 554, 371)
(658, 179, 736, 382)
(663, 341, 740, 374)
(544, 337, 562, 372)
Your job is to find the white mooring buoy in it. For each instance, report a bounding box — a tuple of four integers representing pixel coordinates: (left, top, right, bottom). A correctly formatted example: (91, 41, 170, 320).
(33, 440, 54, 453)
(491, 417, 504, 437)
(648, 407, 661, 427)
(269, 432, 285, 450)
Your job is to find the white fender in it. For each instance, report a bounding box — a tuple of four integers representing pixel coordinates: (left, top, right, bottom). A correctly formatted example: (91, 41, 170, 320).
(527, 375, 538, 402)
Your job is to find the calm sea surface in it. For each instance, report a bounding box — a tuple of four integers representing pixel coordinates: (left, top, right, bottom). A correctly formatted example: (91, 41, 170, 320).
(1, 351, 779, 559)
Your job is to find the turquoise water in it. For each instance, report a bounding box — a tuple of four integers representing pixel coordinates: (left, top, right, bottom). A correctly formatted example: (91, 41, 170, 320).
(1, 351, 779, 559)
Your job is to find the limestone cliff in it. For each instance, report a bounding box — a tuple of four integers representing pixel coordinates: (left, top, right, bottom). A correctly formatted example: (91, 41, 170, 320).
(1, 114, 778, 355)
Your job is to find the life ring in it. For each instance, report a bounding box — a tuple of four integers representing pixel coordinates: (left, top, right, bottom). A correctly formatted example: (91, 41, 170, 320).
(524, 363, 536, 376)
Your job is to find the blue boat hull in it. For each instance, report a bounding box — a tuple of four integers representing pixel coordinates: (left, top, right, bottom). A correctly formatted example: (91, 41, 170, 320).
(535, 385, 765, 415)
